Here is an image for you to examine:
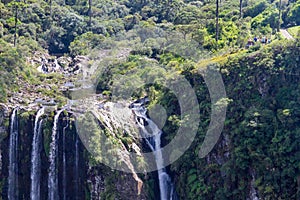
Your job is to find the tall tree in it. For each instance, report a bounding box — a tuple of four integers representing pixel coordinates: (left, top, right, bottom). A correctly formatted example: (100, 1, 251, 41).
(13, 2, 18, 46)
(277, 0, 282, 32)
(239, 0, 243, 18)
(48, 0, 52, 19)
(9, 0, 22, 46)
(215, 0, 219, 41)
(88, 0, 92, 27)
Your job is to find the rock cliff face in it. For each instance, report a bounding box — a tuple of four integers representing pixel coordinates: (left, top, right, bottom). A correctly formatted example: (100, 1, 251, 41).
(0, 50, 155, 199)
(0, 107, 148, 199)
(0, 104, 9, 190)
(1, 41, 300, 199)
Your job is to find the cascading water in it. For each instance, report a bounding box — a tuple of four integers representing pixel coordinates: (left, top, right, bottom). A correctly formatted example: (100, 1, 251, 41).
(30, 107, 45, 200)
(62, 122, 69, 200)
(48, 109, 64, 200)
(74, 133, 79, 199)
(130, 99, 177, 200)
(248, 170, 259, 200)
(8, 108, 19, 200)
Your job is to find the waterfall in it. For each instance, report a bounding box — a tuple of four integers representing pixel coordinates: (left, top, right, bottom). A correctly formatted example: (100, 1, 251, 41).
(48, 109, 64, 200)
(62, 123, 68, 200)
(8, 108, 18, 200)
(30, 107, 45, 200)
(74, 133, 79, 199)
(248, 170, 259, 200)
(130, 100, 177, 200)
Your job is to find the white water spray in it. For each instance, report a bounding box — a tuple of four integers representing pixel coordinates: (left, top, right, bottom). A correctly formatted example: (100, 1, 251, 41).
(30, 107, 45, 200)
(8, 108, 19, 200)
(131, 100, 177, 200)
(48, 109, 64, 200)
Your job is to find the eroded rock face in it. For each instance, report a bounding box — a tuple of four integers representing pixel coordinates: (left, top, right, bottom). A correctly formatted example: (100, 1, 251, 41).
(0, 104, 9, 175)
(27, 51, 85, 75)
(8, 52, 89, 107)
(0, 107, 149, 199)
(0, 104, 8, 142)
(88, 166, 147, 200)
(3, 50, 150, 199)
(75, 101, 146, 195)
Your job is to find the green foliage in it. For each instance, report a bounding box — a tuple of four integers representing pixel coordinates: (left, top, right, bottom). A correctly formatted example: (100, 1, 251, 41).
(1, 0, 295, 55)
(287, 26, 300, 37)
(70, 32, 105, 56)
(0, 39, 24, 102)
(165, 41, 300, 199)
(123, 14, 141, 30)
(287, 1, 300, 25)
(46, 6, 87, 53)
(92, 39, 300, 198)
(43, 116, 53, 157)
(252, 7, 279, 30)
(174, 4, 203, 24)
(244, 0, 268, 18)
(0, 0, 300, 198)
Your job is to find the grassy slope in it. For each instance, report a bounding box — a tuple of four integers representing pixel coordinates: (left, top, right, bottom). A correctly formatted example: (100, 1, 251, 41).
(288, 26, 300, 37)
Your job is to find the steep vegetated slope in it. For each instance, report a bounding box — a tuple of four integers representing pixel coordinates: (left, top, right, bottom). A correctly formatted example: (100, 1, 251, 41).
(0, 0, 300, 199)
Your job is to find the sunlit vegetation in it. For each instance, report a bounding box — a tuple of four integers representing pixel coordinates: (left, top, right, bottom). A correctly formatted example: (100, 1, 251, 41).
(1, 0, 300, 199)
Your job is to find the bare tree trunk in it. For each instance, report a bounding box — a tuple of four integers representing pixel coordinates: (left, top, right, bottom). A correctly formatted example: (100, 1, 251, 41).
(277, 0, 282, 32)
(13, 3, 18, 46)
(239, 0, 243, 18)
(50, 0, 52, 18)
(88, 0, 92, 27)
(216, 0, 219, 41)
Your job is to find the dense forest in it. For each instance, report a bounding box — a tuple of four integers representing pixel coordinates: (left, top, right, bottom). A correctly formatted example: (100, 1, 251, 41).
(0, 0, 300, 199)
(0, 0, 300, 101)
